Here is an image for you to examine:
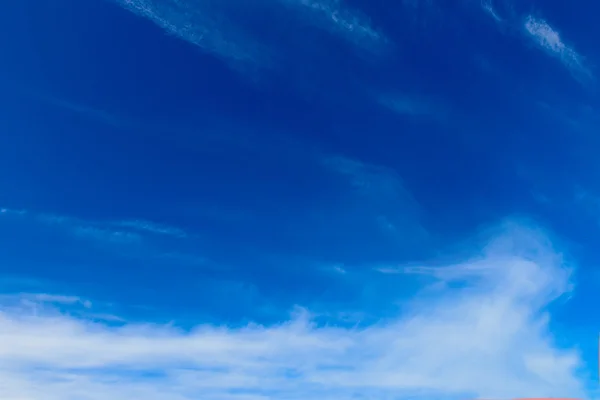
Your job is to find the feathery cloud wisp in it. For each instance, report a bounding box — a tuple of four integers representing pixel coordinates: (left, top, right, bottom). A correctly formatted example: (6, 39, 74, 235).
(378, 93, 448, 122)
(322, 155, 407, 199)
(524, 16, 591, 80)
(0, 224, 586, 399)
(280, 0, 387, 53)
(481, 0, 502, 23)
(1, 208, 186, 244)
(116, 0, 267, 68)
(113, 220, 187, 238)
(322, 154, 427, 239)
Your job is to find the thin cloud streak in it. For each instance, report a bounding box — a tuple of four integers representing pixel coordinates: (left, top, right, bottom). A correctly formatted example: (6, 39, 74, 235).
(322, 155, 407, 199)
(280, 0, 388, 53)
(1, 208, 186, 244)
(479, 5, 592, 83)
(481, 0, 502, 23)
(0, 224, 587, 400)
(0, 293, 94, 309)
(523, 16, 592, 81)
(115, 0, 388, 73)
(113, 220, 187, 238)
(322, 154, 427, 240)
(36, 213, 144, 245)
(115, 0, 268, 68)
(378, 93, 448, 122)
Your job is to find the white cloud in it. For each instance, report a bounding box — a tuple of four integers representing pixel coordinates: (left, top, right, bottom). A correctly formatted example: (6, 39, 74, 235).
(114, 219, 187, 238)
(280, 0, 387, 52)
(112, 0, 389, 80)
(115, 0, 268, 68)
(524, 16, 591, 80)
(481, 0, 502, 23)
(1, 208, 187, 245)
(0, 224, 588, 399)
(0, 293, 93, 310)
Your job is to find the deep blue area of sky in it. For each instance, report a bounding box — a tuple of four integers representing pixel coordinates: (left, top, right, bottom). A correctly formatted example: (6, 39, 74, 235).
(0, 0, 599, 348)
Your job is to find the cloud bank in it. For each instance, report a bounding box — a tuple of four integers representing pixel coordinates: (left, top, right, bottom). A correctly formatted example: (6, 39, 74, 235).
(0, 224, 587, 399)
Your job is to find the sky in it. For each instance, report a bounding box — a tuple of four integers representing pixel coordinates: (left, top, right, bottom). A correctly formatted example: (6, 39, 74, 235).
(1, 0, 600, 399)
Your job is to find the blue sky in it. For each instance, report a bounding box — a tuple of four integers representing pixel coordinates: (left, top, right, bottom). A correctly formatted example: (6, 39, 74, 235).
(1, 0, 600, 398)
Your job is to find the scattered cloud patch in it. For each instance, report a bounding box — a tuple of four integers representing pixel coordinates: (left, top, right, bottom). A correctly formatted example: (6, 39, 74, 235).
(523, 16, 592, 80)
(0, 224, 586, 399)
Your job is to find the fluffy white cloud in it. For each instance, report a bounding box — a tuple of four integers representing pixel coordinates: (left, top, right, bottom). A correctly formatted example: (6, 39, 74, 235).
(0, 224, 587, 399)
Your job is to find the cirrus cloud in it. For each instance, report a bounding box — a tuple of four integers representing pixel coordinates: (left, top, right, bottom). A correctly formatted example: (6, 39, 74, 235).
(523, 15, 592, 81)
(0, 224, 587, 400)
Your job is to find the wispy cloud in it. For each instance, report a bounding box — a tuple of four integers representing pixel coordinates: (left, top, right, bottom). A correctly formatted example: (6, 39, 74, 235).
(0, 208, 26, 216)
(115, 0, 268, 68)
(322, 155, 427, 240)
(378, 93, 448, 122)
(71, 225, 143, 244)
(481, 0, 502, 23)
(0, 224, 586, 399)
(1, 208, 186, 245)
(322, 155, 407, 199)
(115, 0, 388, 71)
(114, 220, 187, 238)
(280, 0, 388, 53)
(523, 16, 592, 80)
(42, 96, 126, 128)
(34, 213, 144, 245)
(479, 5, 592, 83)
(13, 293, 93, 309)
